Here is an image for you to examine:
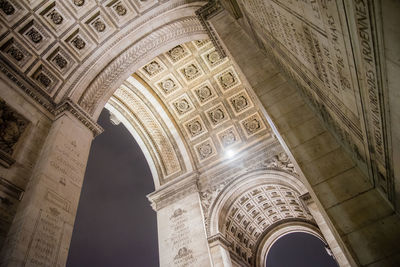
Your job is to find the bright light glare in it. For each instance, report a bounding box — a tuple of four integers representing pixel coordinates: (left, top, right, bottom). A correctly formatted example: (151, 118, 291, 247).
(225, 149, 235, 159)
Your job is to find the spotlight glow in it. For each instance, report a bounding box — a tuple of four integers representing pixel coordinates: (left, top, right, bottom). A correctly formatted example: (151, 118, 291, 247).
(225, 149, 235, 159)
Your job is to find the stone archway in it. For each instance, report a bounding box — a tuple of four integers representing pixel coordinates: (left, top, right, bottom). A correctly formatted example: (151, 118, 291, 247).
(256, 222, 326, 267)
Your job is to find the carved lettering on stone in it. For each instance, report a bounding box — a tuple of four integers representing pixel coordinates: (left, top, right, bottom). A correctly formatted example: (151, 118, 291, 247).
(25, 208, 64, 266)
(167, 209, 197, 266)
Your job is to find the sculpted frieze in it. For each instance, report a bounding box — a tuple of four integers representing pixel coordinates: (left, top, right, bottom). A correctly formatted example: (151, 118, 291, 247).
(0, 97, 28, 167)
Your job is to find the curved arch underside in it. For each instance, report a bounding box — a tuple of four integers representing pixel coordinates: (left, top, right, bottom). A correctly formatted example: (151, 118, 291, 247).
(107, 38, 276, 187)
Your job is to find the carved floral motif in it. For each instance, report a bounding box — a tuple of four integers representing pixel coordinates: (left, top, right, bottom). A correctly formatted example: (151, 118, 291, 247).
(93, 20, 106, 32)
(73, 0, 85, 7)
(0, 0, 15, 15)
(49, 10, 63, 25)
(194, 84, 213, 103)
(71, 36, 85, 50)
(114, 3, 127, 16)
(143, 61, 163, 77)
(26, 28, 43, 44)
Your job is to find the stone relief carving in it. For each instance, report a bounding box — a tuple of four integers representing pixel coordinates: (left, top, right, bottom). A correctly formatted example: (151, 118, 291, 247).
(26, 28, 43, 44)
(71, 35, 85, 50)
(216, 68, 240, 90)
(180, 63, 201, 81)
(166, 45, 189, 63)
(73, 0, 85, 7)
(185, 116, 206, 139)
(0, 0, 15, 15)
(172, 95, 193, 116)
(1, 38, 33, 68)
(230, 91, 250, 113)
(241, 114, 263, 136)
(207, 104, 228, 126)
(157, 78, 176, 95)
(93, 20, 106, 32)
(195, 138, 216, 161)
(143, 60, 163, 77)
(218, 127, 238, 147)
(222, 184, 312, 264)
(115, 3, 127, 16)
(193, 83, 214, 104)
(49, 9, 63, 25)
(0, 98, 28, 167)
(78, 16, 204, 114)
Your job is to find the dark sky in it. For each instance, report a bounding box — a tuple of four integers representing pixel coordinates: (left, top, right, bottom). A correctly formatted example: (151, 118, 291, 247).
(267, 232, 338, 267)
(67, 110, 159, 267)
(67, 109, 338, 267)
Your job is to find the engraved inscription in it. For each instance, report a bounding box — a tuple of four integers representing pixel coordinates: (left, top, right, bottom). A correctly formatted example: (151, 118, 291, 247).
(25, 209, 64, 266)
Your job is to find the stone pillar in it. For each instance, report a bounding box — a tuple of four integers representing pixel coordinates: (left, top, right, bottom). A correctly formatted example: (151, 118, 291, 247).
(0, 101, 101, 266)
(208, 234, 232, 267)
(148, 175, 213, 267)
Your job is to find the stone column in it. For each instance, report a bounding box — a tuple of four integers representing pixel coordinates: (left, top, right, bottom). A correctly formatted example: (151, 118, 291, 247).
(0, 101, 102, 266)
(148, 174, 213, 267)
(208, 234, 232, 267)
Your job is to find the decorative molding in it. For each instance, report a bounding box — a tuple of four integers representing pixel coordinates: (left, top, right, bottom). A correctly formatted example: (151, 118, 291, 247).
(78, 17, 205, 115)
(0, 63, 102, 137)
(299, 192, 313, 205)
(0, 177, 24, 201)
(55, 99, 103, 137)
(196, 0, 226, 58)
(147, 172, 199, 211)
(207, 233, 231, 248)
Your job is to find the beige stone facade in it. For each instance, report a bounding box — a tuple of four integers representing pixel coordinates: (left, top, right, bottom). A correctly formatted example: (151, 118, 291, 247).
(0, 0, 399, 266)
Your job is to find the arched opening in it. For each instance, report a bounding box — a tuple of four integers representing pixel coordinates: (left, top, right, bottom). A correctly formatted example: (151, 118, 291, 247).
(66, 110, 158, 266)
(266, 232, 338, 267)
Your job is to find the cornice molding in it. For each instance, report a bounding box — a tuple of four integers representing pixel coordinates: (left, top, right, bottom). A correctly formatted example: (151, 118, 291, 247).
(196, 0, 226, 58)
(147, 172, 199, 211)
(55, 99, 103, 137)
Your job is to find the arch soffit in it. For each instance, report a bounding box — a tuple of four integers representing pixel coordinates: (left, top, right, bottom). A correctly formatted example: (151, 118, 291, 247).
(208, 169, 308, 236)
(256, 222, 325, 267)
(67, 5, 208, 119)
(105, 76, 194, 188)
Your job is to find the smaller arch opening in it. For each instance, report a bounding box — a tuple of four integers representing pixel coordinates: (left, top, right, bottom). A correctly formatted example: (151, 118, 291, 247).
(266, 232, 338, 267)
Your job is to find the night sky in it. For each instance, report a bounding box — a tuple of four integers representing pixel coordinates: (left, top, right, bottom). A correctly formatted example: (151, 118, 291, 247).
(67, 109, 338, 267)
(267, 232, 338, 267)
(67, 110, 159, 267)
